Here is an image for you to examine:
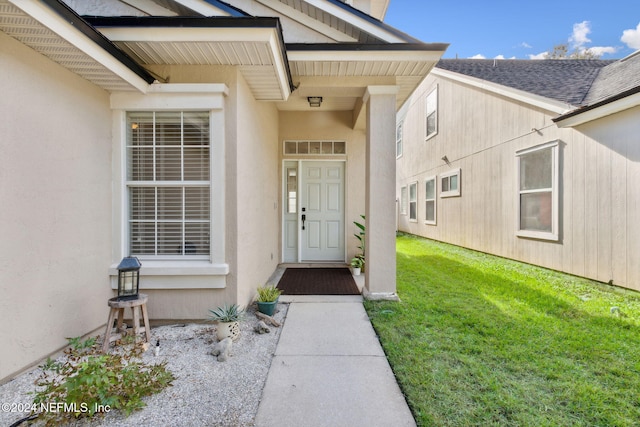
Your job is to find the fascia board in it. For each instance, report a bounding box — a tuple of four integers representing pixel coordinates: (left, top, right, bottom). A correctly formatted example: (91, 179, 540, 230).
(288, 49, 444, 63)
(98, 25, 278, 43)
(303, 0, 406, 43)
(432, 68, 571, 115)
(554, 91, 640, 128)
(172, 0, 233, 16)
(256, 0, 357, 42)
(9, 0, 151, 93)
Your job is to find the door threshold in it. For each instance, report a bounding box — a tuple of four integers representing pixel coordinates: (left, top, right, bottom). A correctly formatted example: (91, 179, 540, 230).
(279, 262, 349, 269)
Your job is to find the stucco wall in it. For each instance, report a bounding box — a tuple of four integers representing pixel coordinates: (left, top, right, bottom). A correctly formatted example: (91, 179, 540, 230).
(0, 32, 113, 382)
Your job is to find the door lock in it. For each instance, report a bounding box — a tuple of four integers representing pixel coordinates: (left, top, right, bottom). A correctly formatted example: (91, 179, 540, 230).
(301, 207, 306, 230)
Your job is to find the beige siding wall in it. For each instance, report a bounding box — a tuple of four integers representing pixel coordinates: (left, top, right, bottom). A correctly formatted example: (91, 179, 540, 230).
(279, 111, 367, 261)
(397, 72, 640, 291)
(0, 32, 113, 382)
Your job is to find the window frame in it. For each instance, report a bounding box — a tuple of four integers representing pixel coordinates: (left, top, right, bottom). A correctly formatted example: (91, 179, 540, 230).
(396, 121, 403, 158)
(424, 176, 437, 225)
(440, 168, 461, 198)
(425, 86, 438, 140)
(516, 141, 559, 241)
(409, 181, 418, 222)
(110, 84, 229, 286)
(126, 111, 211, 261)
(400, 186, 408, 215)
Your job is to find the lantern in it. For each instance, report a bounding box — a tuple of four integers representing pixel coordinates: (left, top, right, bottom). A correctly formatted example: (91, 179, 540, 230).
(116, 256, 141, 300)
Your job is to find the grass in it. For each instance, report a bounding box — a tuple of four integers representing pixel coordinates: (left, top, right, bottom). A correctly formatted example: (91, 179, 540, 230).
(364, 234, 640, 427)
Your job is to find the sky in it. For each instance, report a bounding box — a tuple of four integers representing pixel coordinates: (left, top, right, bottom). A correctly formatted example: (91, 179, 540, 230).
(384, 1, 640, 60)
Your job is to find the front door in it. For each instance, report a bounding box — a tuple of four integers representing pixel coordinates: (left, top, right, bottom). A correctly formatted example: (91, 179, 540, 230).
(300, 161, 345, 261)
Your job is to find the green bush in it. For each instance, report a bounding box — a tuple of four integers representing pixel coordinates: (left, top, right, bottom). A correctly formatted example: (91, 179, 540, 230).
(31, 336, 174, 426)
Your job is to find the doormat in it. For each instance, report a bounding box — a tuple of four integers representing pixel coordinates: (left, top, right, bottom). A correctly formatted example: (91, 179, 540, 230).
(276, 268, 360, 295)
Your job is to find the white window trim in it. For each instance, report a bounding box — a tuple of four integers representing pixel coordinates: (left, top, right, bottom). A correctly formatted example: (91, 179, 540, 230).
(400, 186, 408, 215)
(409, 181, 418, 222)
(109, 84, 229, 289)
(516, 141, 559, 241)
(425, 85, 438, 141)
(396, 121, 403, 158)
(424, 175, 437, 225)
(440, 168, 461, 198)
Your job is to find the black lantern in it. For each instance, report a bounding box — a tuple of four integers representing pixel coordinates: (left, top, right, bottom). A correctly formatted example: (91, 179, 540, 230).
(117, 256, 142, 300)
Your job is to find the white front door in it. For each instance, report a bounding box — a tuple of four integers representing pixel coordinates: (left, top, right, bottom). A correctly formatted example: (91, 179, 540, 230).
(299, 161, 345, 261)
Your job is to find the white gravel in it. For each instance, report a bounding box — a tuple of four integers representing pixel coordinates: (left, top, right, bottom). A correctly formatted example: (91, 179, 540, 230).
(0, 303, 288, 427)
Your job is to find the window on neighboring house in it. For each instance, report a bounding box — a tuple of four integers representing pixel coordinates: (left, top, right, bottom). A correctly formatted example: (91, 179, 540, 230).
(396, 121, 403, 158)
(127, 111, 210, 258)
(400, 186, 408, 215)
(440, 168, 460, 198)
(516, 141, 559, 240)
(425, 176, 436, 224)
(409, 182, 418, 221)
(426, 86, 438, 139)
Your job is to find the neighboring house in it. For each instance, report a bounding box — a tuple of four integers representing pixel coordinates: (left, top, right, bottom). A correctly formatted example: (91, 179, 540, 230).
(0, 0, 447, 382)
(396, 55, 640, 293)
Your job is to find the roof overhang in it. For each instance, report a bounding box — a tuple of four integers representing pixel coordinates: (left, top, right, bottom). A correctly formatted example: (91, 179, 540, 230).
(432, 67, 572, 115)
(553, 85, 640, 127)
(284, 43, 448, 115)
(0, 0, 154, 92)
(88, 16, 294, 101)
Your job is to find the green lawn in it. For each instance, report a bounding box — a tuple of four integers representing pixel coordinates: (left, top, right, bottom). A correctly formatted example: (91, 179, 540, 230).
(364, 234, 640, 427)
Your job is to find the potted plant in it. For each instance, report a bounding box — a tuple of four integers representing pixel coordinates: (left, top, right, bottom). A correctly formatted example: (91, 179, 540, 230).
(256, 284, 281, 316)
(350, 256, 364, 276)
(209, 304, 243, 341)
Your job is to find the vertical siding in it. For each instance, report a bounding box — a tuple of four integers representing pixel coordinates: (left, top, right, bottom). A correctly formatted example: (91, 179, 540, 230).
(397, 72, 640, 292)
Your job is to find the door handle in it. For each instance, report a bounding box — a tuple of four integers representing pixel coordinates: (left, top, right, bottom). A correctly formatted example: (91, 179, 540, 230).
(301, 214, 306, 230)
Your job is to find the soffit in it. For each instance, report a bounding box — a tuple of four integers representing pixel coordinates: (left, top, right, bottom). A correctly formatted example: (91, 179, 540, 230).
(0, 0, 145, 92)
(280, 44, 447, 111)
(91, 18, 293, 101)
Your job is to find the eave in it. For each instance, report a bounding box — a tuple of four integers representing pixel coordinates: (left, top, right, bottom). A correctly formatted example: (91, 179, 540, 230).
(553, 85, 640, 127)
(88, 16, 294, 101)
(0, 0, 154, 92)
(285, 43, 448, 113)
(431, 67, 573, 115)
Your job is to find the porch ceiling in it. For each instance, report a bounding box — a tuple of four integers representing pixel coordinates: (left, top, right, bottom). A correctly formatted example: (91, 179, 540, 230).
(279, 44, 448, 112)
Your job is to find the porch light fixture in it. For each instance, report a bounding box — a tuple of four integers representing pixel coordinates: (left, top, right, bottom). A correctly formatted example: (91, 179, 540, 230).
(307, 96, 323, 107)
(116, 256, 142, 301)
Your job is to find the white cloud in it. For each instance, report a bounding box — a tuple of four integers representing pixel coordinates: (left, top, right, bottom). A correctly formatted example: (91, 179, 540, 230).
(520, 42, 532, 49)
(570, 21, 592, 48)
(585, 46, 619, 56)
(621, 22, 640, 49)
(494, 55, 505, 60)
(528, 52, 548, 60)
(469, 54, 486, 59)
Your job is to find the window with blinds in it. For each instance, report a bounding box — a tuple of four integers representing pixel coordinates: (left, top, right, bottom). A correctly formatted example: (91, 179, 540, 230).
(126, 111, 210, 258)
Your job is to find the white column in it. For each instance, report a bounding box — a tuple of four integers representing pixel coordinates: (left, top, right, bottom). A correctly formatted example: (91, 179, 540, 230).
(363, 86, 399, 300)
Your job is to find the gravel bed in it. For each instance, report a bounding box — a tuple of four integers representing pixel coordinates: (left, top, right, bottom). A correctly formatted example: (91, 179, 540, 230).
(0, 303, 288, 427)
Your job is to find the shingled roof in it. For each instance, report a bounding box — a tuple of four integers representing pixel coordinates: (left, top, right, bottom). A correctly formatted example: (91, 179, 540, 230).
(436, 59, 615, 106)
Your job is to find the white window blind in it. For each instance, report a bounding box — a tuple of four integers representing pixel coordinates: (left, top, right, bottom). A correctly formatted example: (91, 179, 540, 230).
(425, 177, 436, 224)
(127, 111, 210, 257)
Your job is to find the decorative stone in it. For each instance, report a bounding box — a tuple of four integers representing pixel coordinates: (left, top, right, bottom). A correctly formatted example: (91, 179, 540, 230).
(211, 337, 233, 362)
(254, 321, 271, 334)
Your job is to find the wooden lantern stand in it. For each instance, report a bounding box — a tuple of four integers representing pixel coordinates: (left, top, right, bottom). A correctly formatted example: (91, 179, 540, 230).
(102, 293, 151, 352)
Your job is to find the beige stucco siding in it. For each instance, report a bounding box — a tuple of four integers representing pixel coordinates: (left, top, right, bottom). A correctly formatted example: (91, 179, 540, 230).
(397, 73, 640, 291)
(0, 32, 113, 382)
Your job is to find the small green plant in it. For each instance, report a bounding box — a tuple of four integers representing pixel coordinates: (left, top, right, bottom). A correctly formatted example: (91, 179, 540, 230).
(350, 257, 364, 269)
(31, 336, 174, 426)
(353, 215, 366, 269)
(256, 284, 281, 303)
(208, 303, 244, 322)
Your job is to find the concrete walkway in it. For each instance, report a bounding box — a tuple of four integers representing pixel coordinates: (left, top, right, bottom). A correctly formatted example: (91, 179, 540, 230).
(255, 295, 416, 427)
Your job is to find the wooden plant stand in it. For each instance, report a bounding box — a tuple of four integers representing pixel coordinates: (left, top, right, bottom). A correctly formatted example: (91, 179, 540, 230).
(102, 293, 151, 352)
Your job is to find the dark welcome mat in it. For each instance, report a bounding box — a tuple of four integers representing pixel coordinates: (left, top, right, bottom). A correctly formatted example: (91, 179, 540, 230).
(277, 268, 360, 295)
